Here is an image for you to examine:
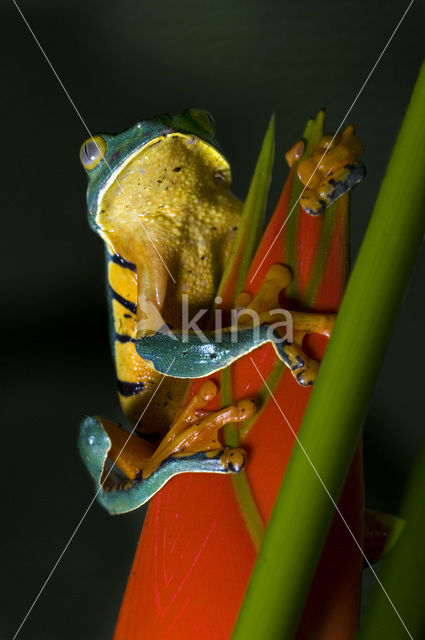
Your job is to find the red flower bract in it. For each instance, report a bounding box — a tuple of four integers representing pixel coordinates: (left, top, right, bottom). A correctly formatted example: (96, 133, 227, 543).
(114, 112, 364, 640)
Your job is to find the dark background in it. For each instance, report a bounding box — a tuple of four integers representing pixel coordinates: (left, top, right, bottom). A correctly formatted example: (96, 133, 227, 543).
(2, 1, 424, 638)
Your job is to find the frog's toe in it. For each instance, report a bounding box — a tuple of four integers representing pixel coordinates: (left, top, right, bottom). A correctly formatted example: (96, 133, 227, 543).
(301, 194, 327, 217)
(323, 161, 366, 206)
(272, 340, 320, 387)
(301, 161, 366, 215)
(296, 361, 319, 387)
(217, 448, 246, 473)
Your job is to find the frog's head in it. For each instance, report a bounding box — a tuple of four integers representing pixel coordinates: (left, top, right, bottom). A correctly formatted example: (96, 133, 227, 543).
(79, 108, 220, 233)
(79, 109, 241, 327)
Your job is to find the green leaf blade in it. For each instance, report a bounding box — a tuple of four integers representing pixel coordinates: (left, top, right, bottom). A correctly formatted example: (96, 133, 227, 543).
(232, 59, 425, 640)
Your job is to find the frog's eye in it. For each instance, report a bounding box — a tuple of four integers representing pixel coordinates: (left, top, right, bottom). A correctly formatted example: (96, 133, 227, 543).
(189, 109, 215, 136)
(79, 136, 106, 171)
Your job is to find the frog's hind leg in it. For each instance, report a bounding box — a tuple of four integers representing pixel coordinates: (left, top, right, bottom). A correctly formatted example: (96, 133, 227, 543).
(78, 381, 253, 515)
(100, 450, 245, 515)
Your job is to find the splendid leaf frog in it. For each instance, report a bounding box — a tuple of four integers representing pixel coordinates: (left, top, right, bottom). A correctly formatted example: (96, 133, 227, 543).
(78, 109, 364, 514)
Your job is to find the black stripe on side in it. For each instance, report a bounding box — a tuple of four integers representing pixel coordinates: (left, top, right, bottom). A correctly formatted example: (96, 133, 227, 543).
(110, 253, 137, 272)
(109, 286, 137, 314)
(117, 380, 145, 396)
(115, 333, 135, 344)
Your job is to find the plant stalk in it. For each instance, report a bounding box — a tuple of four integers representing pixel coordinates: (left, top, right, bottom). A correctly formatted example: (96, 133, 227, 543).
(232, 60, 425, 639)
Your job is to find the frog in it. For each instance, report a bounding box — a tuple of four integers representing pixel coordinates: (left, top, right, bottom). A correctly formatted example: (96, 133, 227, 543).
(77, 109, 364, 514)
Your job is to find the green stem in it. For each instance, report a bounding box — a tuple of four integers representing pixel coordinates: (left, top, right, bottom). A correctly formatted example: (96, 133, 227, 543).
(359, 437, 425, 640)
(232, 60, 425, 639)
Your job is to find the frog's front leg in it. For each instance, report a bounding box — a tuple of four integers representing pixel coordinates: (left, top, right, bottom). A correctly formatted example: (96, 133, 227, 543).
(78, 381, 253, 515)
(136, 265, 335, 386)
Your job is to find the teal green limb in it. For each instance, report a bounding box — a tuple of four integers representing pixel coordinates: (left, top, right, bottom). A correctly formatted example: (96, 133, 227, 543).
(135, 327, 295, 379)
(78, 416, 245, 515)
(359, 438, 425, 640)
(232, 61, 425, 639)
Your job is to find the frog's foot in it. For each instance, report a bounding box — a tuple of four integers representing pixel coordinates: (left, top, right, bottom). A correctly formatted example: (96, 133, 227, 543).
(236, 265, 335, 338)
(141, 380, 255, 478)
(292, 124, 365, 216)
(78, 381, 254, 515)
(237, 265, 335, 386)
(235, 264, 292, 317)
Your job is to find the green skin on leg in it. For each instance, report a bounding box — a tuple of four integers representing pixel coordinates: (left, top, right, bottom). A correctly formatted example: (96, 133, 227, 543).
(78, 323, 312, 516)
(78, 323, 313, 516)
(135, 326, 308, 381)
(78, 416, 245, 515)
